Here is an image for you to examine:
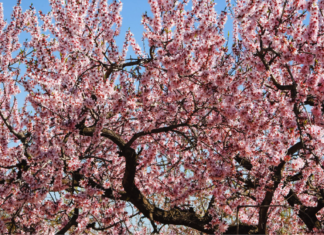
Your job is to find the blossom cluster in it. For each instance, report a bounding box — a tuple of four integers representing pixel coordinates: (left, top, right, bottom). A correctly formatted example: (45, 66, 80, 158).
(0, 0, 324, 234)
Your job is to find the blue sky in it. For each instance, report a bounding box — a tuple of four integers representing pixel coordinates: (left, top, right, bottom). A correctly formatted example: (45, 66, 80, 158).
(1, 0, 233, 110)
(1, 0, 232, 53)
(0, 1, 232, 231)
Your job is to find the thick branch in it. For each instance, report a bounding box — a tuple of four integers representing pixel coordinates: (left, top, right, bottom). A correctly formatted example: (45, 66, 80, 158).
(224, 225, 257, 234)
(234, 154, 252, 170)
(78, 126, 126, 148)
(75, 123, 307, 234)
(56, 208, 79, 235)
(258, 161, 286, 234)
(287, 142, 303, 155)
(285, 190, 322, 231)
(304, 95, 324, 113)
(286, 172, 303, 182)
(126, 123, 188, 148)
(72, 148, 215, 234)
(257, 142, 303, 233)
(120, 147, 215, 233)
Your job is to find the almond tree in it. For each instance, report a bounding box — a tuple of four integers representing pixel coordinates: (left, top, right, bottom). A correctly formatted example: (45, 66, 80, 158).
(1, 0, 324, 234)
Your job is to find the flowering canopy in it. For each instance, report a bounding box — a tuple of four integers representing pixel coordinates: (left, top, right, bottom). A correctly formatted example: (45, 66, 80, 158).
(1, 0, 324, 234)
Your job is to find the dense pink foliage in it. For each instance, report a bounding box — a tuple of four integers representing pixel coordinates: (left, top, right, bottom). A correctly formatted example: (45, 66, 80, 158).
(1, 0, 324, 234)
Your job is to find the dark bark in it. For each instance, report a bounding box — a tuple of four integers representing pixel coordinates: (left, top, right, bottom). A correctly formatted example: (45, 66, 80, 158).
(235, 154, 253, 170)
(79, 125, 126, 148)
(123, 147, 214, 233)
(258, 161, 286, 234)
(287, 142, 303, 155)
(285, 190, 323, 231)
(76, 122, 315, 234)
(126, 123, 188, 147)
(286, 172, 303, 182)
(78, 125, 216, 234)
(257, 141, 305, 233)
(56, 208, 79, 235)
(224, 225, 257, 234)
(304, 95, 324, 113)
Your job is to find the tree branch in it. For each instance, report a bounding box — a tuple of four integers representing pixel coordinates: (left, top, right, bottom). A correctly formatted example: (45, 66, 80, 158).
(78, 125, 126, 149)
(126, 123, 188, 148)
(285, 190, 322, 231)
(56, 208, 79, 235)
(234, 154, 253, 170)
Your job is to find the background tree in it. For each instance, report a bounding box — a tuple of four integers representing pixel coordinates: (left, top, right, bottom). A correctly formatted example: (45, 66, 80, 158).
(1, 0, 324, 234)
